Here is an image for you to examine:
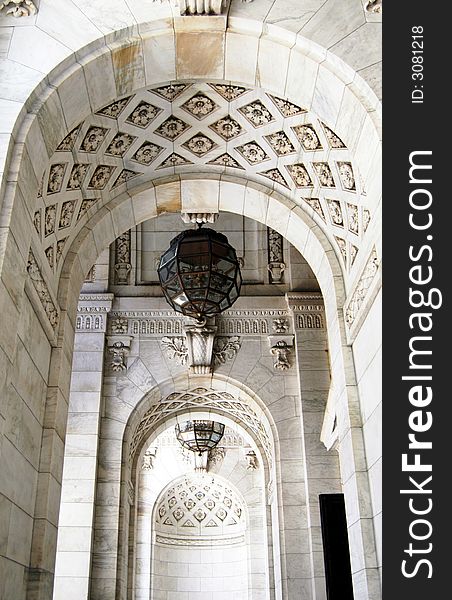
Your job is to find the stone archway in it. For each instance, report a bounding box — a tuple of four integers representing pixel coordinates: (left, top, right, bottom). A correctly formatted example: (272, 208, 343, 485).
(0, 15, 381, 600)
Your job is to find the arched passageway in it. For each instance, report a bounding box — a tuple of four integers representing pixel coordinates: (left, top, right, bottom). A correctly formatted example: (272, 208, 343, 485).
(0, 10, 381, 600)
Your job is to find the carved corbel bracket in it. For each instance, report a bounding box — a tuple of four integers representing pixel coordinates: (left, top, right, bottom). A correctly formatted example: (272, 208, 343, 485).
(267, 334, 294, 371)
(106, 335, 133, 372)
(184, 323, 217, 374)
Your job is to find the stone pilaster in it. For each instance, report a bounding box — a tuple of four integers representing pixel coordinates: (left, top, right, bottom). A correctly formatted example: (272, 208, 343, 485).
(53, 294, 113, 600)
(286, 292, 341, 599)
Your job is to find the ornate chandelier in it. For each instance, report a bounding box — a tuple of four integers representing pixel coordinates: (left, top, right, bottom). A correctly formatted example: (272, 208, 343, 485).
(157, 225, 242, 321)
(175, 420, 225, 455)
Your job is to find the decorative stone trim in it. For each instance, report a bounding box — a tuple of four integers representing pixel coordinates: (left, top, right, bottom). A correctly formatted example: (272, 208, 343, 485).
(114, 230, 132, 285)
(161, 336, 188, 365)
(184, 323, 217, 375)
(366, 0, 382, 13)
(272, 318, 289, 333)
(128, 480, 135, 506)
(344, 247, 380, 340)
(208, 446, 226, 469)
(142, 448, 158, 471)
(181, 212, 218, 224)
(267, 335, 294, 371)
(285, 292, 325, 330)
(267, 228, 286, 284)
(76, 312, 106, 333)
(155, 534, 245, 547)
(106, 335, 133, 371)
(213, 336, 241, 365)
(0, 0, 36, 17)
(245, 450, 258, 470)
(76, 294, 113, 332)
(27, 251, 59, 330)
(176, 0, 228, 16)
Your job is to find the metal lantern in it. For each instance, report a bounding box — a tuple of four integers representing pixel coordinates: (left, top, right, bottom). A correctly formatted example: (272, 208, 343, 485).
(175, 420, 225, 455)
(157, 226, 242, 320)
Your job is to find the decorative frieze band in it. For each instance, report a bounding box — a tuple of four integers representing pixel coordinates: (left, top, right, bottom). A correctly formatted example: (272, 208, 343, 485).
(285, 293, 325, 329)
(109, 308, 294, 337)
(76, 294, 114, 332)
(155, 534, 245, 547)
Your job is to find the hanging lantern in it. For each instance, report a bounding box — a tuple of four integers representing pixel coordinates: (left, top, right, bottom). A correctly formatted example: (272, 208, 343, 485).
(175, 420, 225, 455)
(157, 226, 242, 320)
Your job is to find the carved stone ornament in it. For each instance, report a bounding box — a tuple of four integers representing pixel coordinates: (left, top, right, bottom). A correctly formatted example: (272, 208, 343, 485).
(267, 228, 286, 283)
(27, 251, 59, 330)
(0, 0, 37, 17)
(245, 450, 258, 470)
(213, 336, 241, 365)
(128, 481, 135, 506)
(344, 248, 380, 328)
(111, 317, 128, 334)
(366, 0, 382, 13)
(114, 230, 132, 285)
(270, 341, 291, 370)
(142, 448, 158, 471)
(107, 335, 133, 372)
(171, 0, 228, 16)
(208, 446, 226, 469)
(184, 323, 217, 375)
(181, 212, 218, 224)
(161, 336, 188, 365)
(272, 318, 289, 334)
(268, 335, 294, 371)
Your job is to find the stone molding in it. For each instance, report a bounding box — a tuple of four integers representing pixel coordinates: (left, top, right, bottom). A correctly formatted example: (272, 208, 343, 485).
(109, 307, 293, 337)
(344, 246, 381, 341)
(76, 293, 114, 332)
(155, 534, 245, 546)
(285, 293, 325, 330)
(26, 250, 59, 333)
